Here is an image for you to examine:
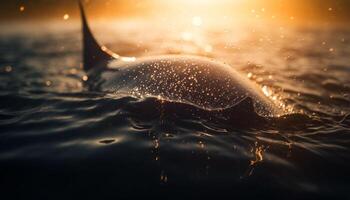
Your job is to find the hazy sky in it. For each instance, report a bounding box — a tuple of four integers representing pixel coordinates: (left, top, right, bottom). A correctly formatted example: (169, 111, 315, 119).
(1, 0, 350, 23)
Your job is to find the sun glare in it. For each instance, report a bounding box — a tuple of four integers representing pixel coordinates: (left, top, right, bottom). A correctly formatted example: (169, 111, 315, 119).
(192, 16, 203, 27)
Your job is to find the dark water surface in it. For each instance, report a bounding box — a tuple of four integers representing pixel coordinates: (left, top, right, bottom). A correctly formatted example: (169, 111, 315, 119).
(0, 21, 350, 199)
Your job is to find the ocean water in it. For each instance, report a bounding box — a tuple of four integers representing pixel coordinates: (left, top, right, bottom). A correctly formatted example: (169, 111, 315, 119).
(0, 20, 350, 199)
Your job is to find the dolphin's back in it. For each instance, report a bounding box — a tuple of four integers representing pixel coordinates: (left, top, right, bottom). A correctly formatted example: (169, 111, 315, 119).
(95, 55, 279, 116)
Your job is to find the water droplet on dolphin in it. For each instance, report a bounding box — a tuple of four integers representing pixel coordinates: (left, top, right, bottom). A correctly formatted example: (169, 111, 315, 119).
(63, 14, 70, 20)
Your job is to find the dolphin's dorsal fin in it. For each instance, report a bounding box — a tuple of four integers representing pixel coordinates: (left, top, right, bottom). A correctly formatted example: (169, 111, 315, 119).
(78, 0, 113, 71)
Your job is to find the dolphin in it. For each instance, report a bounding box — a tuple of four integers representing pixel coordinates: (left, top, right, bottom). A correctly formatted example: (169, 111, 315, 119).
(78, 1, 281, 119)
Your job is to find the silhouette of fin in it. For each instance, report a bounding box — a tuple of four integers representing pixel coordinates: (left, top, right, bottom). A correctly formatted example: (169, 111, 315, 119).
(78, 0, 113, 71)
(222, 97, 255, 115)
(216, 97, 267, 127)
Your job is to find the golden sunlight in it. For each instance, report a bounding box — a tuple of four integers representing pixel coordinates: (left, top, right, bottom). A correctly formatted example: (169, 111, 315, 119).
(0, 0, 350, 199)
